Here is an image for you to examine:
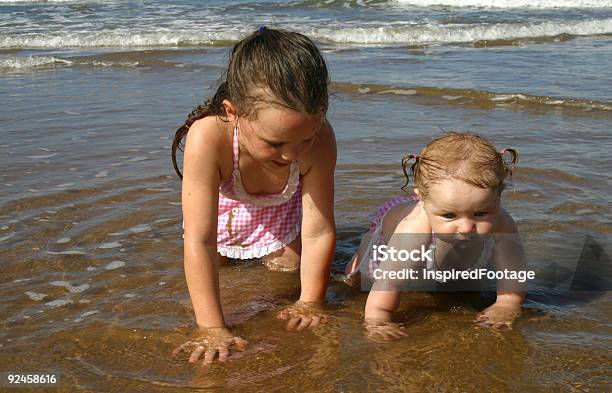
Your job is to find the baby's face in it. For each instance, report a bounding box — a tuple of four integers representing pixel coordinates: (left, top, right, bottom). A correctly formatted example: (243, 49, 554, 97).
(421, 179, 500, 241)
(238, 106, 323, 167)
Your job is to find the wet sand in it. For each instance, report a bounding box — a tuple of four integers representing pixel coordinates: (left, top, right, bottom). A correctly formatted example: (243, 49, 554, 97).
(1, 9, 611, 390)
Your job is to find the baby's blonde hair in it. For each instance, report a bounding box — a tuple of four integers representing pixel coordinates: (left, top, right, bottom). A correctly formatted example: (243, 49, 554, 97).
(402, 132, 518, 199)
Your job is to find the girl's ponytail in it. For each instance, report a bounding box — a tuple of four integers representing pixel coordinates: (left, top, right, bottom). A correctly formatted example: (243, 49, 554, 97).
(171, 82, 229, 179)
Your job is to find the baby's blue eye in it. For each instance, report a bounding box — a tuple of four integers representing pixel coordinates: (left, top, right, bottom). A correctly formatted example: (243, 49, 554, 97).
(474, 212, 489, 217)
(441, 213, 456, 219)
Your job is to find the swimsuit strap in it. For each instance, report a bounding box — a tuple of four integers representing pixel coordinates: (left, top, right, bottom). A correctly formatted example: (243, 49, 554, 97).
(224, 125, 301, 206)
(427, 231, 437, 271)
(232, 126, 240, 171)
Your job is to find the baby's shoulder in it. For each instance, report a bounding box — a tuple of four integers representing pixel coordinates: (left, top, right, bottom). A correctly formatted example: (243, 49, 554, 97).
(383, 201, 432, 249)
(495, 208, 519, 234)
(383, 200, 430, 237)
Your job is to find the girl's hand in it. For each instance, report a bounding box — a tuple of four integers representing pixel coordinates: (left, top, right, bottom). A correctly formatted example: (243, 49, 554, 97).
(475, 301, 521, 330)
(364, 319, 408, 342)
(172, 327, 248, 365)
(276, 300, 327, 331)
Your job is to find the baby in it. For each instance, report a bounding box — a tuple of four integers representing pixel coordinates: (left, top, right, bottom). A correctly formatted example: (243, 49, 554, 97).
(345, 132, 527, 340)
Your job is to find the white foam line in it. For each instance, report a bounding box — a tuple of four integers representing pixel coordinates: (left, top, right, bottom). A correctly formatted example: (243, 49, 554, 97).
(379, 89, 418, 95)
(45, 299, 73, 308)
(25, 291, 47, 301)
(0, 233, 15, 242)
(46, 250, 86, 255)
(395, 0, 612, 8)
(0, 30, 244, 49)
(27, 153, 59, 159)
(311, 18, 612, 45)
(0, 55, 71, 70)
(105, 260, 125, 270)
(99, 241, 121, 249)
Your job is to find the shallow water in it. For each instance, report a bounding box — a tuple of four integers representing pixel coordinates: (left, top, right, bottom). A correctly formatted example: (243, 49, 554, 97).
(1, 0, 611, 392)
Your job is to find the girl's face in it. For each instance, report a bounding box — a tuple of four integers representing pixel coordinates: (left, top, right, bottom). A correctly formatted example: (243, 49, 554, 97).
(419, 179, 501, 241)
(236, 106, 323, 167)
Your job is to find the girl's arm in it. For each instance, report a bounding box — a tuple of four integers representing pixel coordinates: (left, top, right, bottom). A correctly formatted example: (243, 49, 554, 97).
(299, 120, 337, 303)
(181, 119, 226, 328)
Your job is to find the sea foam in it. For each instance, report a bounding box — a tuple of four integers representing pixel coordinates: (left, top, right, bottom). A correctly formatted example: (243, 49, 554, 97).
(312, 18, 612, 45)
(395, 0, 612, 9)
(2, 18, 610, 49)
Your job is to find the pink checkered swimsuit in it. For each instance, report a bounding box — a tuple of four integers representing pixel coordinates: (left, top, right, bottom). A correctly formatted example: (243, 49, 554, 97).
(216, 127, 302, 259)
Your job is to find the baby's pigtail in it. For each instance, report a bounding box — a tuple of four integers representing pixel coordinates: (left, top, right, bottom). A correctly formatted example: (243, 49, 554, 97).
(499, 147, 518, 176)
(401, 154, 419, 192)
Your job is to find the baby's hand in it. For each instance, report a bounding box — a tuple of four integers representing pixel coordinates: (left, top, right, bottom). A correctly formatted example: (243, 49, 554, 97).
(172, 326, 247, 365)
(276, 300, 327, 331)
(475, 300, 521, 330)
(364, 319, 408, 342)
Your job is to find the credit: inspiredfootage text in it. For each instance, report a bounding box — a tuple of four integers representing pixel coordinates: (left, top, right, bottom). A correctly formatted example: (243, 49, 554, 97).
(372, 268, 536, 283)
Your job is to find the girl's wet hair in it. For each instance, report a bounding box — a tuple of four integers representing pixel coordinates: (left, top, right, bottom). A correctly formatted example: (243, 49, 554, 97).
(171, 27, 329, 178)
(401, 132, 518, 199)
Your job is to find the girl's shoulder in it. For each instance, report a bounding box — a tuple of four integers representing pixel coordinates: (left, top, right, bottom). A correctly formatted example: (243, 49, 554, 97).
(185, 116, 233, 180)
(187, 116, 231, 146)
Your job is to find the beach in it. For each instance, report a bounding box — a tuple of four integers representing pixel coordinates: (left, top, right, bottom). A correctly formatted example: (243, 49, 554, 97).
(1, 0, 611, 391)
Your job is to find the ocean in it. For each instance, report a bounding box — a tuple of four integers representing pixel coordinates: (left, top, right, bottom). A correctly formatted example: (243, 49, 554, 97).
(1, 0, 611, 391)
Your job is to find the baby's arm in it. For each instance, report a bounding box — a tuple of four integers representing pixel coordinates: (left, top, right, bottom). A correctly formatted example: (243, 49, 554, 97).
(364, 211, 430, 338)
(365, 289, 401, 322)
(363, 289, 408, 342)
(364, 228, 422, 341)
(477, 209, 526, 329)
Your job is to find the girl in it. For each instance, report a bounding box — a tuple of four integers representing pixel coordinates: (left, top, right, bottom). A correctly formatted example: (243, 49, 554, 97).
(345, 132, 526, 341)
(171, 28, 336, 364)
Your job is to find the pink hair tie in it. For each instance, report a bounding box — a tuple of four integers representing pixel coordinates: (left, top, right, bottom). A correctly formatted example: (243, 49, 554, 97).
(401, 154, 419, 169)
